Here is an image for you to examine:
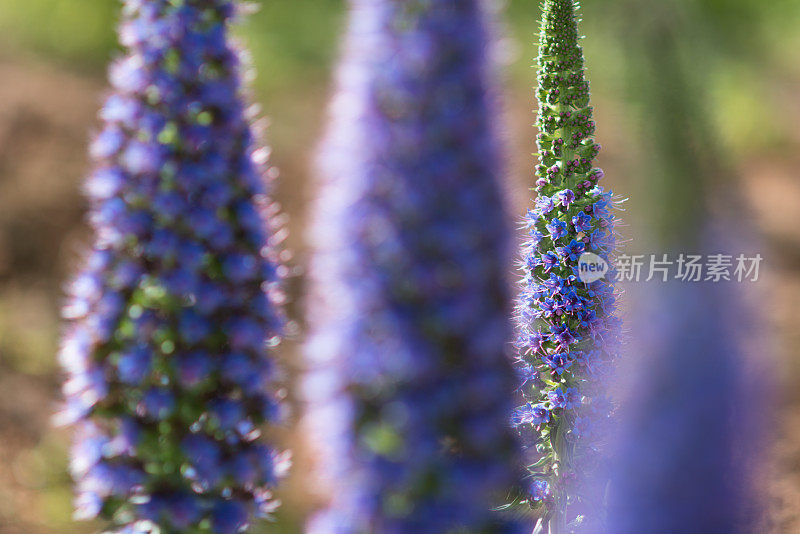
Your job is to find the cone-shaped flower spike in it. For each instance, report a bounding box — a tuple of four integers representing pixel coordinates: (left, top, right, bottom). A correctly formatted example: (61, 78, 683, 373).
(303, 0, 524, 532)
(512, 1, 621, 531)
(58, 1, 288, 531)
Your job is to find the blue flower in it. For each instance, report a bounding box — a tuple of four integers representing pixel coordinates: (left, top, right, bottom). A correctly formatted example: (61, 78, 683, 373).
(562, 288, 585, 313)
(543, 353, 574, 376)
(209, 399, 245, 432)
(546, 218, 568, 240)
(74, 490, 103, 520)
(550, 324, 580, 348)
(121, 140, 162, 175)
(512, 403, 551, 427)
(541, 251, 561, 272)
(572, 212, 593, 233)
(523, 330, 548, 355)
(85, 168, 125, 200)
(211, 500, 249, 534)
(539, 297, 558, 319)
(557, 239, 586, 261)
(542, 272, 566, 294)
(588, 228, 608, 250)
(532, 403, 551, 425)
(547, 388, 570, 409)
(525, 209, 542, 227)
(159, 494, 201, 530)
(536, 195, 555, 214)
(526, 254, 543, 272)
(140, 389, 175, 420)
(116, 346, 151, 385)
(556, 189, 576, 208)
(531, 479, 551, 502)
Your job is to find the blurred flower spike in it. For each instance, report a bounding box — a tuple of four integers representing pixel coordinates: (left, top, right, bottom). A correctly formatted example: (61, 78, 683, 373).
(57, 0, 290, 532)
(303, 0, 526, 532)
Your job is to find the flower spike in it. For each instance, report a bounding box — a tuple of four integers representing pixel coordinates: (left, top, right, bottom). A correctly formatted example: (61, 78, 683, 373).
(303, 0, 525, 532)
(58, 1, 289, 531)
(512, 0, 621, 531)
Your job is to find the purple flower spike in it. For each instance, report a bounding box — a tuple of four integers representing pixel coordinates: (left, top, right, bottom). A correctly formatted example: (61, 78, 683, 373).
(304, 1, 525, 532)
(511, 0, 622, 530)
(58, 0, 288, 531)
(607, 281, 764, 534)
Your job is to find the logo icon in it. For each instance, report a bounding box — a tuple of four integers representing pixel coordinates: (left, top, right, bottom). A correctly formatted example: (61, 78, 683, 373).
(577, 252, 609, 283)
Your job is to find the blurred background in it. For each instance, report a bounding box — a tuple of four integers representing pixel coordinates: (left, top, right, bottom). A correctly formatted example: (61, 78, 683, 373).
(0, 0, 798, 532)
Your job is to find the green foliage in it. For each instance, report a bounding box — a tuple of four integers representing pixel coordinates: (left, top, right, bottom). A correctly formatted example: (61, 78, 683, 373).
(1, 0, 796, 155)
(240, 0, 344, 97)
(0, 0, 345, 96)
(0, 0, 118, 69)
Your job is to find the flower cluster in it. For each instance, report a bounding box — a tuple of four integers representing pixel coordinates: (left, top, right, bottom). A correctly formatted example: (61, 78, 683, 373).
(58, 1, 288, 532)
(511, 0, 620, 529)
(303, 1, 524, 532)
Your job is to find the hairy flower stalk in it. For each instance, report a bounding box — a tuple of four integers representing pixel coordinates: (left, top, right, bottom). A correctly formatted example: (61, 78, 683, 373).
(303, 1, 524, 532)
(57, 1, 289, 532)
(511, 1, 620, 531)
